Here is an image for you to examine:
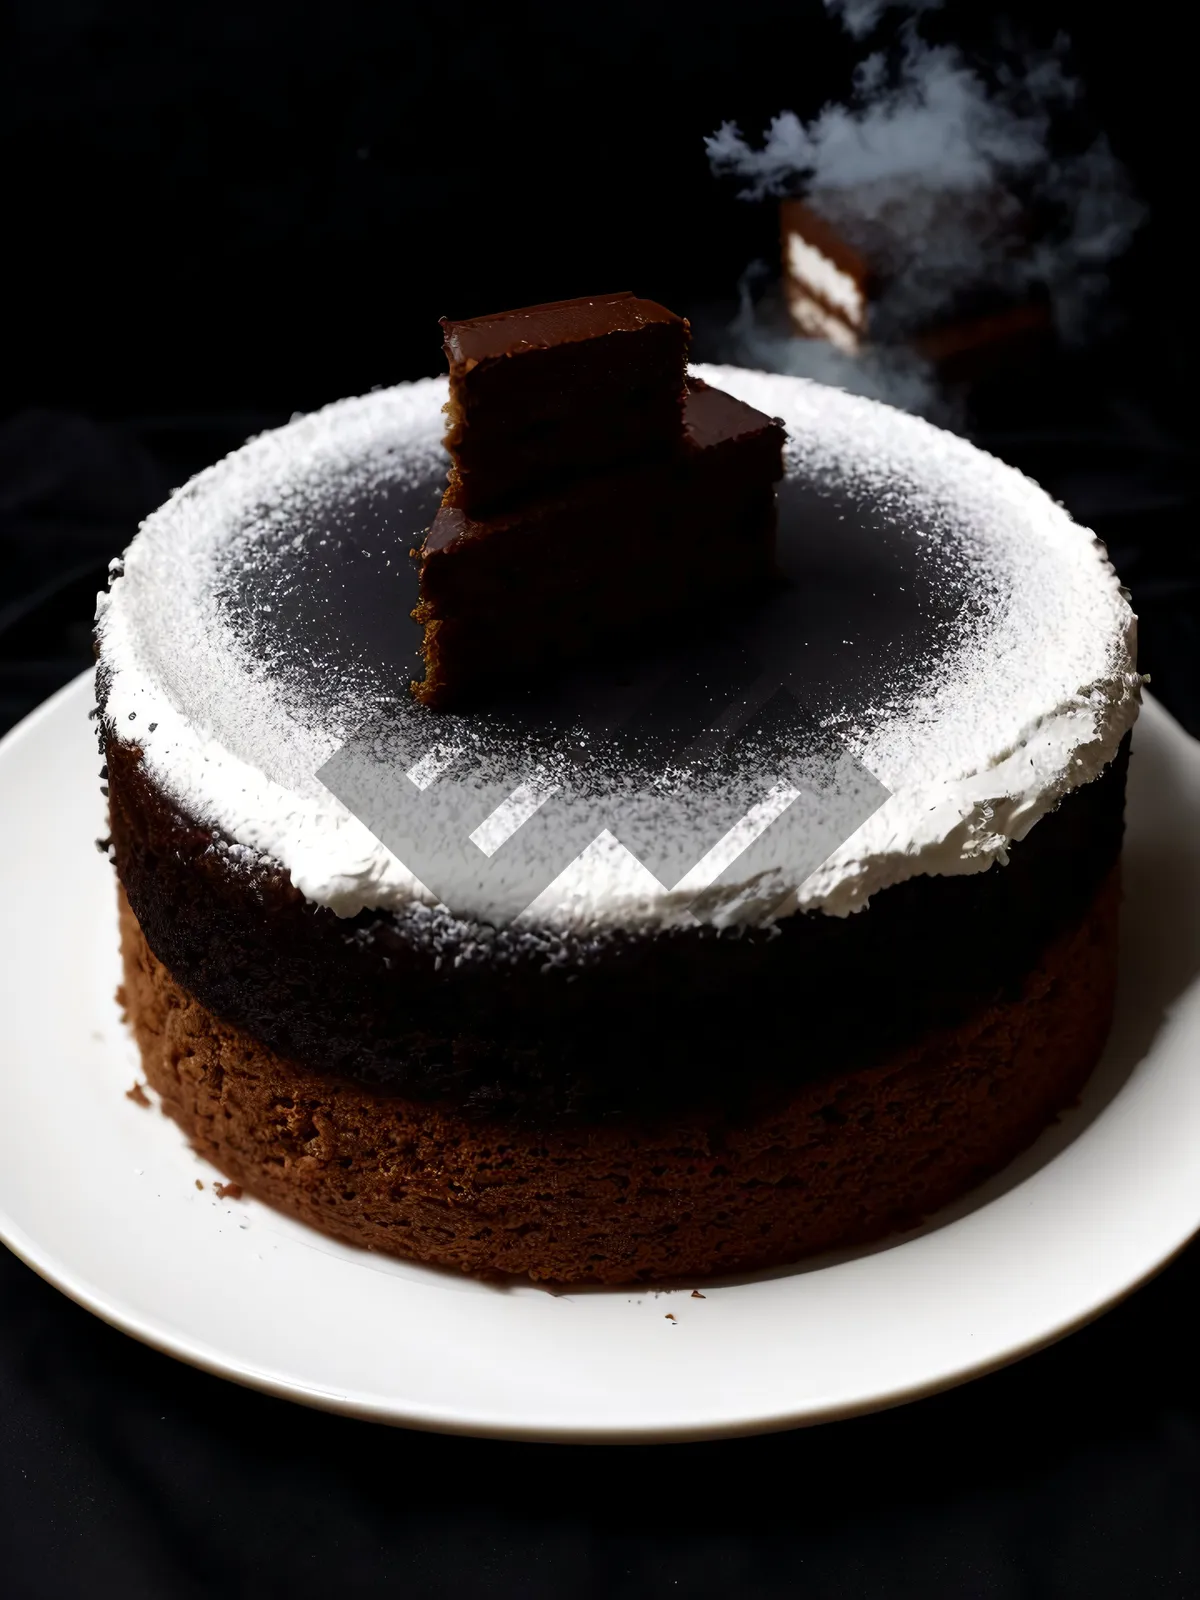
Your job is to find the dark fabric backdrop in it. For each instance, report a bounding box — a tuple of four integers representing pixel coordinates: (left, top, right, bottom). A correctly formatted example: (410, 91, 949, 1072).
(2, 3, 1197, 1596)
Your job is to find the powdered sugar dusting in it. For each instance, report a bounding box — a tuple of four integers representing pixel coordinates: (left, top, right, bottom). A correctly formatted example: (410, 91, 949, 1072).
(95, 366, 1139, 929)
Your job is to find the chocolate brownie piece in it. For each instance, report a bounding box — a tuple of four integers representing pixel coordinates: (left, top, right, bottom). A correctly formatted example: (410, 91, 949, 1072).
(440, 292, 689, 512)
(413, 380, 786, 708)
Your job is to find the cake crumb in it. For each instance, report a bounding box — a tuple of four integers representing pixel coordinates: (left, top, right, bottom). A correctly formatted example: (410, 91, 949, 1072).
(690, 1289, 706, 1299)
(195, 1179, 204, 1191)
(125, 1081, 151, 1108)
(213, 1181, 243, 1200)
(665, 1312, 677, 1321)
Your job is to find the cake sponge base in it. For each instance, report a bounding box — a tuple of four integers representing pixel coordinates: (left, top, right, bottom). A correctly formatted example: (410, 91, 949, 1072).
(118, 875, 1119, 1285)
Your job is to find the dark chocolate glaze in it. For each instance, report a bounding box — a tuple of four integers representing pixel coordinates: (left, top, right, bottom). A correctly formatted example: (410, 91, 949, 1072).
(442, 292, 682, 368)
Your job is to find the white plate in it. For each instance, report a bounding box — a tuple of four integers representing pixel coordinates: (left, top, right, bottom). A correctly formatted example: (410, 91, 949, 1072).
(2, 673, 1199, 1442)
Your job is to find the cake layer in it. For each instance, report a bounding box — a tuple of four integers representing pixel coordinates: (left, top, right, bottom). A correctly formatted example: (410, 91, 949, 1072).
(119, 866, 1120, 1284)
(413, 380, 786, 707)
(440, 292, 689, 512)
(106, 729, 1127, 1122)
(780, 199, 870, 341)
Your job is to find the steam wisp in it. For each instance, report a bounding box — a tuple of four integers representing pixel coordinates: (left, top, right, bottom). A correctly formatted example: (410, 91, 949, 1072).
(706, 3, 1144, 414)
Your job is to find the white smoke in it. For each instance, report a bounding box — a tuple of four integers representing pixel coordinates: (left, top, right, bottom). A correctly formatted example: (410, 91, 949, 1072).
(823, 0, 943, 42)
(706, 7, 1144, 412)
(729, 275, 945, 417)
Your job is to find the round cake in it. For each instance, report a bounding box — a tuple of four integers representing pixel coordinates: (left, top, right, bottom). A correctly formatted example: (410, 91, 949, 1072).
(96, 365, 1140, 1283)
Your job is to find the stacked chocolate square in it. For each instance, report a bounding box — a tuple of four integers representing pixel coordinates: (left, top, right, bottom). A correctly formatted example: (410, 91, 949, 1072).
(412, 292, 786, 709)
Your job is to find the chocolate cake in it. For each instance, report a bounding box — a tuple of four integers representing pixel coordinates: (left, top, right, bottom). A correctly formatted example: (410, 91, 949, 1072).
(440, 292, 689, 512)
(417, 295, 781, 708)
(95, 364, 1140, 1284)
(780, 195, 1052, 376)
(414, 378, 785, 708)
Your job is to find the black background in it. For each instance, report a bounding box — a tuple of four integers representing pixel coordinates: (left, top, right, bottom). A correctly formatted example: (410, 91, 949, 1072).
(2, 3, 1198, 1595)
